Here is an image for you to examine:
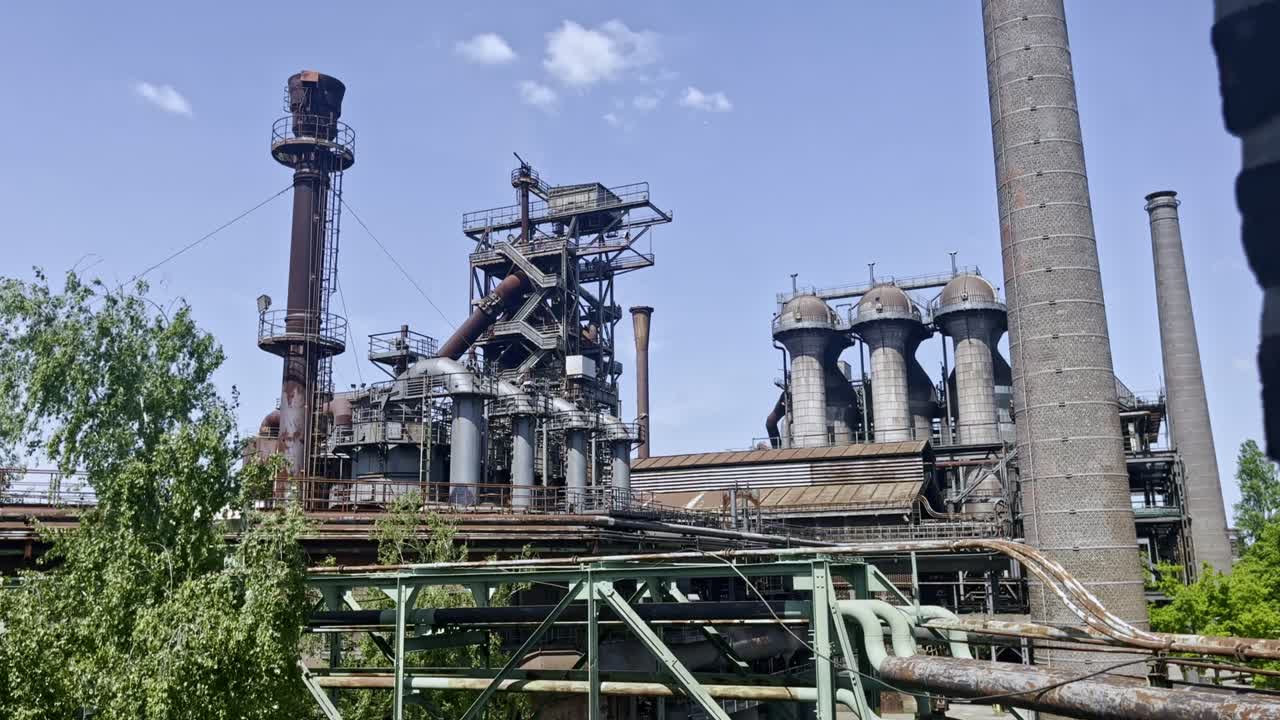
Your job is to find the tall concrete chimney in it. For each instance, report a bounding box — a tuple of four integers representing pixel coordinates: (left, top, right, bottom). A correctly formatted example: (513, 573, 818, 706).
(982, 0, 1148, 667)
(1144, 190, 1233, 573)
(630, 306, 653, 458)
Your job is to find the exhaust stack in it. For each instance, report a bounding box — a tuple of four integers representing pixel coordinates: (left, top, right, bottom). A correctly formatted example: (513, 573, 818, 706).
(630, 306, 654, 458)
(1144, 190, 1232, 573)
(982, 0, 1148, 664)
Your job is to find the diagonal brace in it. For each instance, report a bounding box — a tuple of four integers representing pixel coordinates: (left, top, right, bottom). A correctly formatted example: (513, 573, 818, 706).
(459, 578, 584, 720)
(596, 581, 732, 720)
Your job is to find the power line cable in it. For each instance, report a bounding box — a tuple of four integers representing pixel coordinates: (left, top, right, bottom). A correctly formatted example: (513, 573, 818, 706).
(335, 273, 364, 387)
(339, 198, 456, 331)
(125, 184, 293, 287)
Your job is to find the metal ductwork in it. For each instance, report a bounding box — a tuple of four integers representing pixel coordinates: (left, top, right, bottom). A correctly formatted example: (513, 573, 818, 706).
(824, 343, 855, 444)
(906, 340, 937, 442)
(773, 294, 842, 447)
(851, 285, 924, 442)
(438, 272, 530, 361)
(401, 357, 495, 505)
(1145, 190, 1233, 573)
(630, 306, 653, 458)
(765, 390, 787, 448)
(982, 0, 1148, 668)
(935, 273, 1006, 445)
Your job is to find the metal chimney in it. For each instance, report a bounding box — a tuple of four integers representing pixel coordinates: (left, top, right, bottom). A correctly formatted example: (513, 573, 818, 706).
(1144, 190, 1233, 573)
(258, 71, 354, 477)
(982, 0, 1148, 665)
(630, 306, 654, 458)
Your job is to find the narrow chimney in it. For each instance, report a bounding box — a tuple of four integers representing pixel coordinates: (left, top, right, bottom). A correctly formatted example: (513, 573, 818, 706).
(1144, 190, 1233, 573)
(630, 306, 654, 458)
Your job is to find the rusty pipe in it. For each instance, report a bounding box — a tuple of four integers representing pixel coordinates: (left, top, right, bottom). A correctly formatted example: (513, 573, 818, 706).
(879, 655, 1280, 720)
(630, 306, 653, 458)
(438, 273, 529, 360)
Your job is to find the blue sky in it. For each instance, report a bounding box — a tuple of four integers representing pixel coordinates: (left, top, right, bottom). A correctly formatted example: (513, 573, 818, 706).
(0, 2, 1258, 511)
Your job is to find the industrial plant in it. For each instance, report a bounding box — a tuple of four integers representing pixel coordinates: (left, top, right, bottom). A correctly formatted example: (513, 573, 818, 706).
(5, 2, 1274, 719)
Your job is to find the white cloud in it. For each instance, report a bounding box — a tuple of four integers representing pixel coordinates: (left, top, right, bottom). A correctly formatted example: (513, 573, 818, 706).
(133, 81, 192, 116)
(544, 19, 659, 87)
(632, 93, 661, 111)
(603, 112, 622, 127)
(519, 80, 557, 111)
(680, 87, 732, 113)
(456, 33, 517, 64)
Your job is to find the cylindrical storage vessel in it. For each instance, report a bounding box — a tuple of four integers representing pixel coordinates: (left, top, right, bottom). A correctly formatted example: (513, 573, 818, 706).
(851, 286, 923, 443)
(773, 295, 841, 447)
(983, 0, 1148, 670)
(449, 396, 484, 505)
(511, 415, 536, 510)
(1145, 190, 1232, 573)
(565, 429, 588, 508)
(935, 274, 1006, 445)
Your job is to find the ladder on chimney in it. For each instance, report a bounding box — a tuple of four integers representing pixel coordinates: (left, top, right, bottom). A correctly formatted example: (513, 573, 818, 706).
(307, 164, 346, 480)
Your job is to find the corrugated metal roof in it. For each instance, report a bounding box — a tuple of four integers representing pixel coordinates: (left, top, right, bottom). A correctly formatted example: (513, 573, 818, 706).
(655, 480, 922, 516)
(631, 440, 929, 471)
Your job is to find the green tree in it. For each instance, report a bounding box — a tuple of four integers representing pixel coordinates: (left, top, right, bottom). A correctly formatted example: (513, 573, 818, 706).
(0, 270, 311, 719)
(1234, 439, 1280, 548)
(1148, 438, 1280, 687)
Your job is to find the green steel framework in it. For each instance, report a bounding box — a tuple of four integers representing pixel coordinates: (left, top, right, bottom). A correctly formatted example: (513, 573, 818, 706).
(301, 555, 935, 720)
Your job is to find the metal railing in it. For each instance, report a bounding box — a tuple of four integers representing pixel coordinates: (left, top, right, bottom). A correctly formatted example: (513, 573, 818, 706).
(1, 468, 97, 507)
(257, 309, 347, 350)
(270, 114, 355, 166)
(777, 266, 982, 305)
(368, 330, 438, 359)
(757, 420, 1014, 451)
(462, 182, 651, 231)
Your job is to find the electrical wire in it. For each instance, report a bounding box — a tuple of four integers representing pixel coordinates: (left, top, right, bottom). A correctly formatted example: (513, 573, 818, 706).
(335, 273, 364, 387)
(125, 184, 293, 286)
(340, 197, 456, 331)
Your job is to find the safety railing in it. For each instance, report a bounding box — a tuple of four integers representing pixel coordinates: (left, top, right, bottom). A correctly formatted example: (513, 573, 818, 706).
(368, 330, 438, 359)
(264, 477, 686, 516)
(270, 114, 355, 166)
(462, 182, 650, 231)
(1, 468, 97, 507)
(257, 309, 347, 350)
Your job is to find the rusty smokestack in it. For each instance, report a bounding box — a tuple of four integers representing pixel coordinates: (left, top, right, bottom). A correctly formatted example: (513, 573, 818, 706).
(259, 71, 354, 477)
(631, 306, 654, 458)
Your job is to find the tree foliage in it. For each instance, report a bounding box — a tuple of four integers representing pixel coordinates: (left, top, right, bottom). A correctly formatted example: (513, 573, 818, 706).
(1149, 439, 1280, 687)
(0, 271, 312, 719)
(1234, 439, 1280, 548)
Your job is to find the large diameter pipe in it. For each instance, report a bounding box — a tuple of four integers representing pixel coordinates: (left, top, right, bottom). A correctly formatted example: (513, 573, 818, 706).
(982, 0, 1148, 665)
(939, 312, 1001, 445)
(879, 655, 1280, 720)
(765, 390, 787, 448)
(781, 331, 831, 447)
(610, 441, 630, 497)
(630, 306, 653, 458)
(439, 273, 529, 360)
(511, 416, 535, 510)
(449, 396, 483, 505)
(565, 429, 588, 506)
(1144, 190, 1233, 573)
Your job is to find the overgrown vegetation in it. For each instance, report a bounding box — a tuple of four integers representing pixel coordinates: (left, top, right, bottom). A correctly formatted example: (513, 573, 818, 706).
(0, 271, 312, 719)
(1149, 438, 1280, 687)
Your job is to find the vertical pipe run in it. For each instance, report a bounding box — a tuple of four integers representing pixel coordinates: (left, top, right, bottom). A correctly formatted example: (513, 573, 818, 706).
(982, 0, 1148, 670)
(610, 442, 631, 498)
(1145, 190, 1233, 572)
(566, 429, 588, 507)
(630, 306, 654, 458)
(511, 415, 536, 510)
(450, 396, 484, 505)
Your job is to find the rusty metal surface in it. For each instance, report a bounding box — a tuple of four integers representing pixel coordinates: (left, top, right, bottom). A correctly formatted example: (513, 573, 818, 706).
(655, 480, 922, 516)
(880, 655, 1280, 720)
(439, 273, 528, 360)
(633, 439, 928, 469)
(630, 306, 653, 459)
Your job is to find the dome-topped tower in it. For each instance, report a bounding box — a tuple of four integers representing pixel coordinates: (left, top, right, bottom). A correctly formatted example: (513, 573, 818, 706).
(850, 284, 928, 442)
(773, 294, 842, 447)
(934, 273, 1006, 444)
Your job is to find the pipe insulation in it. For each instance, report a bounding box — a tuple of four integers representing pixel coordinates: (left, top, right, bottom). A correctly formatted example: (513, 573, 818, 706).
(1144, 190, 1233, 573)
(981, 0, 1149, 669)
